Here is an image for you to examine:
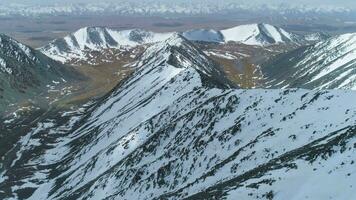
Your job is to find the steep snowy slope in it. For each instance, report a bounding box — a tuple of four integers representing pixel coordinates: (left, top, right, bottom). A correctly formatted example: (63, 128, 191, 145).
(0, 34, 79, 113)
(2, 34, 356, 200)
(263, 33, 356, 90)
(40, 27, 173, 64)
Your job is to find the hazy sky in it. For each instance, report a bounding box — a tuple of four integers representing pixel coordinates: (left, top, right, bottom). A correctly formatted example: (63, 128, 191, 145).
(2, 0, 356, 8)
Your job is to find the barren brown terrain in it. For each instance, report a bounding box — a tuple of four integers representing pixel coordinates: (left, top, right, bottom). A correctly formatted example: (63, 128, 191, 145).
(196, 42, 298, 88)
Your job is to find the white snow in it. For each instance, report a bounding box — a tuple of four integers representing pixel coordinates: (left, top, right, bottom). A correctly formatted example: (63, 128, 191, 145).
(311, 43, 356, 81)
(0, 57, 12, 74)
(204, 51, 237, 60)
(222, 24, 261, 45)
(40, 27, 173, 64)
(221, 23, 295, 46)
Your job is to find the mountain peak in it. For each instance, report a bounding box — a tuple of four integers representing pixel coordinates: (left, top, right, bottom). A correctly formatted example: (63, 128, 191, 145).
(182, 23, 300, 46)
(138, 33, 234, 89)
(71, 26, 118, 49)
(151, 33, 185, 49)
(221, 23, 297, 46)
(40, 27, 173, 64)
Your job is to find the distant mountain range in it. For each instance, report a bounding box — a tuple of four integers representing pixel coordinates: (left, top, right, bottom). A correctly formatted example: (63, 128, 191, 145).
(40, 27, 172, 64)
(4, 22, 349, 101)
(0, 2, 353, 17)
(40, 23, 356, 92)
(40, 23, 310, 64)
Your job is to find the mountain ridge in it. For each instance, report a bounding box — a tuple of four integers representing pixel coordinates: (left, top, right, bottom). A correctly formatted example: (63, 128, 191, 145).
(0, 2, 353, 17)
(2, 34, 356, 200)
(220, 23, 300, 46)
(39, 27, 172, 64)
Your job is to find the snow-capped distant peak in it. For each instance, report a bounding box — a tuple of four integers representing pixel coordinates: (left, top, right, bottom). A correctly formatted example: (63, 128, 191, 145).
(40, 27, 173, 64)
(221, 23, 297, 46)
(179, 23, 299, 46)
(71, 27, 118, 49)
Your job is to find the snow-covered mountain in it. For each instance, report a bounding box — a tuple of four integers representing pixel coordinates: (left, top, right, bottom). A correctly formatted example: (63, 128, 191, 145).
(2, 34, 356, 200)
(263, 33, 356, 90)
(0, 34, 79, 113)
(184, 23, 301, 46)
(220, 23, 300, 46)
(40, 27, 172, 64)
(41, 24, 303, 64)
